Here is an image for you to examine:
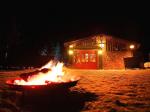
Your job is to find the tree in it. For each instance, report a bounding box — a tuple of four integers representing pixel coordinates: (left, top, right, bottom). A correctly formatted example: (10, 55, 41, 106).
(54, 42, 62, 61)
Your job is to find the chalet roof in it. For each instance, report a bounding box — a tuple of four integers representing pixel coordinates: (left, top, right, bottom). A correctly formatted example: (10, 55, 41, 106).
(64, 34, 139, 47)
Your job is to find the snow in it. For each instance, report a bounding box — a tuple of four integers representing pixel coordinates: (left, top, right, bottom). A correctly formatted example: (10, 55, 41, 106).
(0, 68, 150, 112)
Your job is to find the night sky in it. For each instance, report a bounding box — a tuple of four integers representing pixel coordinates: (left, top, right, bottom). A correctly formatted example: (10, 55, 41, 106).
(0, 4, 149, 66)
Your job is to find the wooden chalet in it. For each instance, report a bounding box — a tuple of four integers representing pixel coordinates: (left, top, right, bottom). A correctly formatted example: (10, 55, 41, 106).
(64, 34, 140, 69)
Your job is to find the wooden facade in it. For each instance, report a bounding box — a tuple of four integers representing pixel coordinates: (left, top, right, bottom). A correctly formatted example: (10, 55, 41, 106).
(64, 34, 140, 69)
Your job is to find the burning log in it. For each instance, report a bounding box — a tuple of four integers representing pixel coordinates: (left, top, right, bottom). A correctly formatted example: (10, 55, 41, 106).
(20, 68, 50, 81)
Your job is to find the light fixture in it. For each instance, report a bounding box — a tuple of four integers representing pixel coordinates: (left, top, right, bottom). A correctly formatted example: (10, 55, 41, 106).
(99, 42, 105, 48)
(68, 50, 73, 55)
(98, 49, 103, 55)
(129, 44, 135, 49)
(69, 45, 73, 48)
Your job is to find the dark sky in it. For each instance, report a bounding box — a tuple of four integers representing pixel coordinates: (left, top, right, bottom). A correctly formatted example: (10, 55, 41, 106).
(0, 3, 149, 66)
(0, 4, 150, 52)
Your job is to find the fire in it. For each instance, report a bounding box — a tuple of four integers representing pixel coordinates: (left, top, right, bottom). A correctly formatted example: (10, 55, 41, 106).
(13, 60, 75, 85)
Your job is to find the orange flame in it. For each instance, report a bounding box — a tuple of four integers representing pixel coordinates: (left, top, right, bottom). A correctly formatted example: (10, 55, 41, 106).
(14, 60, 75, 85)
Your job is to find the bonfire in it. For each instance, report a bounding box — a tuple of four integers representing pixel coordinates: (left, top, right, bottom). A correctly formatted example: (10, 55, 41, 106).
(6, 60, 79, 90)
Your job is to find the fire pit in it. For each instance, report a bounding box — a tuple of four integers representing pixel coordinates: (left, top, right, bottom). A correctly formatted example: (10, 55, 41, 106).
(6, 60, 79, 93)
(6, 78, 78, 91)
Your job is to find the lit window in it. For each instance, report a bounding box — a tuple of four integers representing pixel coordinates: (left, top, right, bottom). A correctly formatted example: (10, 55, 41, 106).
(90, 54, 96, 62)
(73, 55, 76, 63)
(85, 53, 88, 62)
(76, 53, 81, 63)
(81, 54, 85, 62)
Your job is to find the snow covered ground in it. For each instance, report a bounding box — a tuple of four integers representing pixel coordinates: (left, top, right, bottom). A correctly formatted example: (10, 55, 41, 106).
(0, 68, 150, 112)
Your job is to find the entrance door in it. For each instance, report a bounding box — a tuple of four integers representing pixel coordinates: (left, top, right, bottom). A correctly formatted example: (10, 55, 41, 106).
(73, 50, 98, 69)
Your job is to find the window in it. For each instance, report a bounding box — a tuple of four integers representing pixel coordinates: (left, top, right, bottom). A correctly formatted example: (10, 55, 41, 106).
(76, 53, 81, 63)
(81, 54, 85, 62)
(85, 53, 88, 62)
(90, 54, 96, 62)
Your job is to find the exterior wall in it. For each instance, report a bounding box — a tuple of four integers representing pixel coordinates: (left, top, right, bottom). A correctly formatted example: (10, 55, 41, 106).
(103, 51, 132, 69)
(64, 34, 139, 69)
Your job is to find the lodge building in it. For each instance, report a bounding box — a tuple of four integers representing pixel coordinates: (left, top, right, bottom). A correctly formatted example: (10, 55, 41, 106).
(64, 34, 140, 69)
